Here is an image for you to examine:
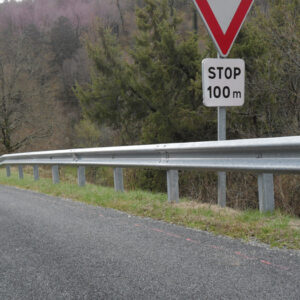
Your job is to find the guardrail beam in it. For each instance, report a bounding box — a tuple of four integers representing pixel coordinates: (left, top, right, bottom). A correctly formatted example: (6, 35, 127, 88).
(114, 168, 124, 192)
(167, 170, 179, 203)
(52, 165, 59, 184)
(258, 173, 274, 213)
(78, 166, 86, 187)
(1, 136, 299, 213)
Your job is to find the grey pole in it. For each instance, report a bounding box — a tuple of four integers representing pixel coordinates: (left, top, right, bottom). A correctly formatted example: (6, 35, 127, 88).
(258, 173, 275, 213)
(217, 52, 227, 207)
(218, 106, 227, 207)
(52, 165, 59, 184)
(18, 166, 24, 179)
(114, 168, 124, 192)
(33, 165, 39, 181)
(167, 170, 179, 203)
(78, 166, 86, 187)
(6, 166, 11, 177)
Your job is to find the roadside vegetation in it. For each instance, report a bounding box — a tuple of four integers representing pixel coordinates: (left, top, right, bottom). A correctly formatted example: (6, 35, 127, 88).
(0, 167, 299, 250)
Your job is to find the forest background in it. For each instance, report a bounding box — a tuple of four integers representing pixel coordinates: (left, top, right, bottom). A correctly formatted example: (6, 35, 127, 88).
(0, 0, 299, 215)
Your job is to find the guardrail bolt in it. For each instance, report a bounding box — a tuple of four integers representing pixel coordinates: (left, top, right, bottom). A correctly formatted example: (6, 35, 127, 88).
(258, 173, 275, 213)
(114, 168, 124, 192)
(78, 166, 86, 187)
(167, 170, 179, 203)
(52, 165, 60, 184)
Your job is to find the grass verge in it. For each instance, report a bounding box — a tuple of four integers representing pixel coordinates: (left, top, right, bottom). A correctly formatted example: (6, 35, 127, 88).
(0, 167, 299, 250)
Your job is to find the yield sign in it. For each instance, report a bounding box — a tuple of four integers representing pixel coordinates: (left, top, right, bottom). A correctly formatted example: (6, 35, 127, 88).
(193, 0, 254, 57)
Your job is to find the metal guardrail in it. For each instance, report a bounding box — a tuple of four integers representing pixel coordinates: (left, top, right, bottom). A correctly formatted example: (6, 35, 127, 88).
(1, 136, 300, 212)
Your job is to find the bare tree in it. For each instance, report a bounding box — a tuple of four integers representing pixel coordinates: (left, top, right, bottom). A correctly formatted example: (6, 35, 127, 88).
(0, 28, 56, 153)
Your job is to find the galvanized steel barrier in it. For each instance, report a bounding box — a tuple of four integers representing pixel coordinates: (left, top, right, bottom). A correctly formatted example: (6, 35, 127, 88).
(1, 136, 300, 213)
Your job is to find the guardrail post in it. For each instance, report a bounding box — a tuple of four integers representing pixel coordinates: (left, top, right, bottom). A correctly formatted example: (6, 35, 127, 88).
(218, 172, 226, 207)
(6, 166, 11, 177)
(258, 173, 275, 213)
(18, 166, 24, 179)
(78, 166, 86, 187)
(114, 168, 124, 192)
(52, 165, 59, 184)
(167, 170, 179, 203)
(33, 165, 39, 181)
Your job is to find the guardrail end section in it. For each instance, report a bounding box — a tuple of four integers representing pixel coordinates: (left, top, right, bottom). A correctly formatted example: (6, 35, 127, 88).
(114, 168, 124, 192)
(258, 173, 275, 213)
(167, 170, 179, 203)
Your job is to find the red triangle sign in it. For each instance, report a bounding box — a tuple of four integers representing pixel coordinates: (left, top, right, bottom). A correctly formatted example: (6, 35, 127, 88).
(193, 0, 254, 57)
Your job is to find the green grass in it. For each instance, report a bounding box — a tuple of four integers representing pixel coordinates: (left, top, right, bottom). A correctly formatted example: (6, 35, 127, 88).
(0, 167, 299, 250)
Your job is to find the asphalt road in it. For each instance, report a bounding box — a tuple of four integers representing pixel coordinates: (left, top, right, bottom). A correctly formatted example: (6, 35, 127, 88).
(0, 185, 299, 299)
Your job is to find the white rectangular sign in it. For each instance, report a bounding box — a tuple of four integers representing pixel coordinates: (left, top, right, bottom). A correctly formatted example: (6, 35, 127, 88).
(202, 58, 245, 107)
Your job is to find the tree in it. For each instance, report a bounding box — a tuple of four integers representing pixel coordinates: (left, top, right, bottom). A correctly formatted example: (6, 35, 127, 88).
(50, 16, 80, 67)
(75, 0, 215, 146)
(223, 0, 300, 139)
(0, 30, 36, 153)
(131, 0, 215, 144)
(0, 25, 68, 153)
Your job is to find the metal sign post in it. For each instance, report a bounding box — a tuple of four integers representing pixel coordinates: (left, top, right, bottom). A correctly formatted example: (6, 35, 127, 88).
(217, 52, 226, 207)
(218, 106, 227, 206)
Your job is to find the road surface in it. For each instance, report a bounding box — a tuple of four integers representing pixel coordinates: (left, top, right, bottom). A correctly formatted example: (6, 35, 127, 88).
(0, 185, 299, 299)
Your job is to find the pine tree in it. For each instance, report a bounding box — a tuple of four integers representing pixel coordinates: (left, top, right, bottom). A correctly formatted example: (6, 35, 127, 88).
(75, 0, 216, 146)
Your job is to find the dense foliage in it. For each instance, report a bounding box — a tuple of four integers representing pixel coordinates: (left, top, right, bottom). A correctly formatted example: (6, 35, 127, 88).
(76, 0, 299, 144)
(75, 0, 216, 146)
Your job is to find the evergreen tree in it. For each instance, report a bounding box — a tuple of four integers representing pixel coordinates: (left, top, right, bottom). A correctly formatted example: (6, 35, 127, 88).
(50, 16, 80, 67)
(75, 0, 216, 146)
(229, 0, 299, 138)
